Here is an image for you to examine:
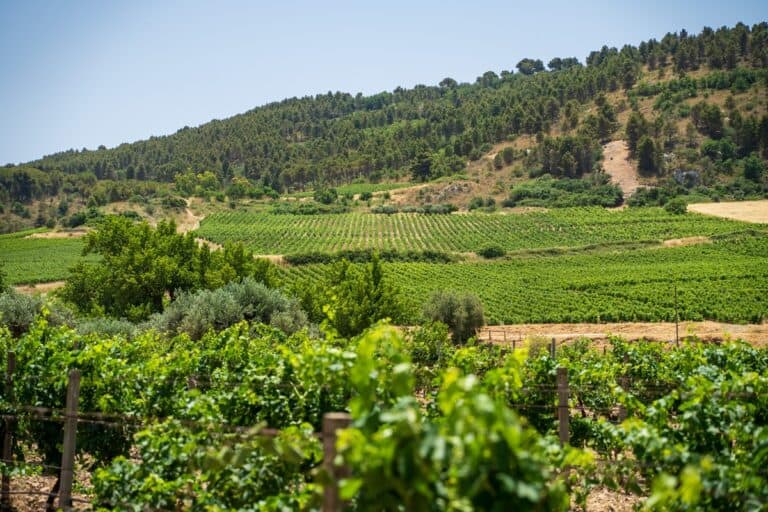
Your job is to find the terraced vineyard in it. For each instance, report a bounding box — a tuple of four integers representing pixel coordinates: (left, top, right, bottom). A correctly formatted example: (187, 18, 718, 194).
(0, 230, 90, 285)
(281, 234, 768, 325)
(196, 207, 757, 255)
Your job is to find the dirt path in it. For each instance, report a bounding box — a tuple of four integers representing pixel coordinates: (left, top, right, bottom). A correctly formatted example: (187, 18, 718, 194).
(687, 200, 768, 224)
(479, 321, 768, 347)
(177, 206, 204, 233)
(13, 281, 66, 294)
(25, 229, 89, 239)
(602, 140, 640, 198)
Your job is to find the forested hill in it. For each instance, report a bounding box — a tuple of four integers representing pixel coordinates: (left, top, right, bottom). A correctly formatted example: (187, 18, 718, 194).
(2, 22, 768, 206)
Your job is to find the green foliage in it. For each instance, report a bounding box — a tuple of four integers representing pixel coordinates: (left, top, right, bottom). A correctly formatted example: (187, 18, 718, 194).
(423, 290, 485, 344)
(284, 233, 768, 325)
(664, 198, 688, 215)
(322, 254, 404, 337)
(199, 207, 746, 255)
(0, 289, 43, 337)
(538, 135, 598, 178)
(637, 136, 661, 174)
(0, 229, 92, 285)
(477, 245, 506, 259)
(504, 175, 623, 208)
(313, 187, 338, 205)
(59, 216, 264, 320)
(146, 278, 306, 340)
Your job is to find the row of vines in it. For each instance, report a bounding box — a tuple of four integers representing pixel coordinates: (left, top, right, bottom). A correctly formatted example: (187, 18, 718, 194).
(1, 316, 766, 510)
(196, 207, 755, 255)
(282, 234, 768, 324)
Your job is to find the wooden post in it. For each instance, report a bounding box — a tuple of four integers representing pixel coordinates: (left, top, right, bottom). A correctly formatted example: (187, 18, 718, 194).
(1, 352, 16, 511)
(503, 330, 507, 343)
(322, 412, 352, 512)
(557, 367, 569, 446)
(550, 338, 556, 359)
(487, 329, 492, 342)
(59, 370, 80, 511)
(512, 338, 516, 352)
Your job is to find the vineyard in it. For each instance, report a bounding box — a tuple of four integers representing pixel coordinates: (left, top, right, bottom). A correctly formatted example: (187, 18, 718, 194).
(281, 233, 768, 325)
(0, 231, 89, 285)
(195, 208, 756, 255)
(1, 318, 766, 510)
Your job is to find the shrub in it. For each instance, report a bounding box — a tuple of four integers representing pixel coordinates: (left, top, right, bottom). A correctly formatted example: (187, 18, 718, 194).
(664, 198, 688, 215)
(423, 290, 485, 344)
(0, 290, 42, 337)
(477, 245, 506, 259)
(146, 278, 307, 340)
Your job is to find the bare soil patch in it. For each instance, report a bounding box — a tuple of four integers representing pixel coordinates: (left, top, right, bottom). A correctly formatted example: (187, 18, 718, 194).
(14, 281, 66, 294)
(687, 200, 768, 224)
(662, 236, 710, 247)
(602, 141, 640, 198)
(586, 486, 643, 512)
(480, 321, 768, 347)
(25, 229, 89, 239)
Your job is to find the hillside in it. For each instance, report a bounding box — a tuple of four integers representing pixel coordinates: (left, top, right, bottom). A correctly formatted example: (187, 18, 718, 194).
(1, 22, 768, 232)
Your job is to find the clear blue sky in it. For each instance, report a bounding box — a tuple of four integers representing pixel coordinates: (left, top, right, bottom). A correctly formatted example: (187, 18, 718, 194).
(0, 0, 765, 165)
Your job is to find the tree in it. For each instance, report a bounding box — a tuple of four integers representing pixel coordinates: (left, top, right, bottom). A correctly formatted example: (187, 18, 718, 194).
(410, 151, 433, 182)
(323, 254, 403, 337)
(60, 216, 260, 320)
(626, 112, 648, 154)
(423, 290, 484, 344)
(743, 155, 765, 182)
(439, 77, 458, 89)
(516, 58, 544, 75)
(637, 136, 660, 175)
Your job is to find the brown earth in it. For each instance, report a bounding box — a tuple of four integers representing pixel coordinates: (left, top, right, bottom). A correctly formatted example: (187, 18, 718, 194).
(13, 281, 66, 294)
(25, 229, 89, 239)
(687, 200, 768, 224)
(602, 141, 640, 198)
(479, 321, 768, 347)
(661, 236, 710, 247)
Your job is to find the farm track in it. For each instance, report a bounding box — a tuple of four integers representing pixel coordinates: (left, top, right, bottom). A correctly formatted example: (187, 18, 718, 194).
(478, 321, 768, 347)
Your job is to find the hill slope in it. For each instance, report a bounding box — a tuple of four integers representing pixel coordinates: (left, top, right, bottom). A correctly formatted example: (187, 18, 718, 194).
(1, 22, 767, 231)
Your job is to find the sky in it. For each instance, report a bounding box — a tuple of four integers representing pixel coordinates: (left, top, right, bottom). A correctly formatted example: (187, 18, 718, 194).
(0, 0, 766, 165)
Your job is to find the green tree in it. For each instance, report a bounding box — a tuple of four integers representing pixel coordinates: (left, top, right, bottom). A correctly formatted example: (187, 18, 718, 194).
(324, 254, 403, 337)
(743, 155, 765, 182)
(516, 58, 545, 75)
(637, 136, 660, 175)
(422, 290, 484, 344)
(60, 216, 258, 320)
(410, 151, 433, 182)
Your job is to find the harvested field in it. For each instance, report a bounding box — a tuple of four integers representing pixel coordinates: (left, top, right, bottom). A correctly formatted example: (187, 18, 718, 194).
(687, 200, 768, 224)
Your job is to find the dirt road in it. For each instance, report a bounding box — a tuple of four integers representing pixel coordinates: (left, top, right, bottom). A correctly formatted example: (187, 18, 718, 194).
(602, 140, 640, 198)
(478, 321, 768, 347)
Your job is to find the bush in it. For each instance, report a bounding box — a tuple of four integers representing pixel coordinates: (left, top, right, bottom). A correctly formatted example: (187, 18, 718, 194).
(664, 198, 688, 215)
(146, 278, 307, 340)
(423, 290, 485, 344)
(313, 187, 338, 205)
(477, 245, 506, 259)
(0, 290, 41, 337)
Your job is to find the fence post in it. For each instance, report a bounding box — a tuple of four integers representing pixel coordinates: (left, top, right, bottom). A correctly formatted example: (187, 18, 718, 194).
(1, 352, 16, 511)
(58, 370, 80, 511)
(557, 367, 569, 446)
(550, 338, 556, 359)
(322, 412, 352, 512)
(487, 329, 492, 342)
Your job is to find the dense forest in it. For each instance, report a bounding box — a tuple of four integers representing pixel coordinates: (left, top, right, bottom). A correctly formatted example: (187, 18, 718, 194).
(1, 22, 768, 227)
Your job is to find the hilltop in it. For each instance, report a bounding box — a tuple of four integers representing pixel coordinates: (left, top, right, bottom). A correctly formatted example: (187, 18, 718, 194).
(1, 22, 767, 232)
